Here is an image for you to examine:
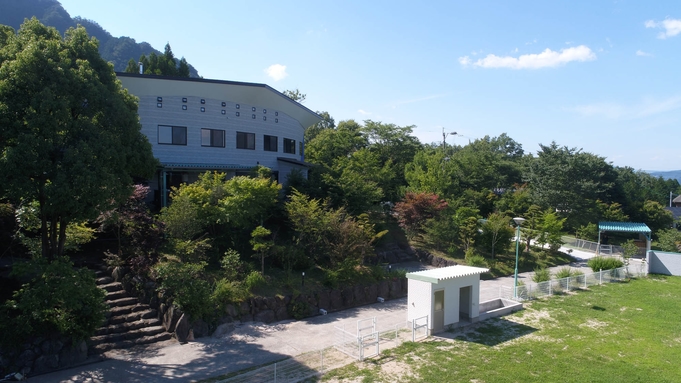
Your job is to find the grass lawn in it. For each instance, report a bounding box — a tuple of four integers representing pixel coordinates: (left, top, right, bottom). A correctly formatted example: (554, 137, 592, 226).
(322, 275, 681, 383)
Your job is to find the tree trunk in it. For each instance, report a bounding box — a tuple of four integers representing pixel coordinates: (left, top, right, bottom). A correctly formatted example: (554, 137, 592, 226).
(57, 217, 67, 257)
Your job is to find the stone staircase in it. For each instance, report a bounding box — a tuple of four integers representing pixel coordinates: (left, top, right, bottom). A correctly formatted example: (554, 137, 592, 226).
(89, 270, 172, 354)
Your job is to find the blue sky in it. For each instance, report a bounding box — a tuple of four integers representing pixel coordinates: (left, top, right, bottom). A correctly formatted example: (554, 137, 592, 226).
(57, 0, 681, 170)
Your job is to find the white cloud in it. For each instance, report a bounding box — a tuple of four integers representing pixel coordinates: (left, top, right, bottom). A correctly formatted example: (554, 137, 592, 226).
(264, 64, 288, 81)
(645, 18, 681, 39)
(567, 96, 681, 119)
(358, 109, 372, 116)
(636, 50, 653, 57)
(458, 45, 596, 70)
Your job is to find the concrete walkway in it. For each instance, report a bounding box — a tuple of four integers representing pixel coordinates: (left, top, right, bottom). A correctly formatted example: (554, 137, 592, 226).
(31, 246, 639, 382)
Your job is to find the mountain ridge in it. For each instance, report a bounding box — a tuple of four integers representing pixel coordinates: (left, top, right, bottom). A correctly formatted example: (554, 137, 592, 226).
(0, 0, 200, 77)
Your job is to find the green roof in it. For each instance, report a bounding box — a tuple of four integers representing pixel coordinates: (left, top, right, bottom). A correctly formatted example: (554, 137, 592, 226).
(599, 222, 651, 233)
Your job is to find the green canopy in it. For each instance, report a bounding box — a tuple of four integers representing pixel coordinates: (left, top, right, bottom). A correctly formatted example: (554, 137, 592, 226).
(598, 221, 652, 254)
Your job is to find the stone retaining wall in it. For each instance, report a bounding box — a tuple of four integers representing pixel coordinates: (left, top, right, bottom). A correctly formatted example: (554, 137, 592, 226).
(0, 337, 88, 377)
(414, 248, 458, 268)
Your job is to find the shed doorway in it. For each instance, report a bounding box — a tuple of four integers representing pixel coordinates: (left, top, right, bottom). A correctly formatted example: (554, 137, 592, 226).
(459, 286, 472, 321)
(433, 290, 444, 332)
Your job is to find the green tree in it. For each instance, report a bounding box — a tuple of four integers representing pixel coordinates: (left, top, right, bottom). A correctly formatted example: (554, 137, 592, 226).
(523, 142, 617, 230)
(0, 19, 156, 259)
(304, 111, 335, 142)
(536, 210, 566, 251)
(480, 212, 513, 258)
(642, 200, 674, 236)
(250, 226, 273, 275)
(656, 228, 681, 252)
(283, 88, 306, 103)
(125, 43, 188, 77)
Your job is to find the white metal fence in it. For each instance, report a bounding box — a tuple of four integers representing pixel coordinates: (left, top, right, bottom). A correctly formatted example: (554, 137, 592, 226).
(561, 237, 646, 257)
(334, 316, 419, 361)
(500, 265, 647, 301)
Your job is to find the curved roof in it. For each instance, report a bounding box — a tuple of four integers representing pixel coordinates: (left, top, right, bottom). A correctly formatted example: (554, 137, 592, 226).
(407, 265, 489, 284)
(116, 73, 321, 129)
(598, 221, 651, 233)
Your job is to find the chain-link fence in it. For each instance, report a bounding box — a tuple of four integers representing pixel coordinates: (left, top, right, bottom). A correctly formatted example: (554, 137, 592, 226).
(561, 237, 646, 257)
(501, 265, 647, 301)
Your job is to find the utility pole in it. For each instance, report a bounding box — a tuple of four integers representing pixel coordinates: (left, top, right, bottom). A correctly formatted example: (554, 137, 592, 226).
(442, 128, 457, 152)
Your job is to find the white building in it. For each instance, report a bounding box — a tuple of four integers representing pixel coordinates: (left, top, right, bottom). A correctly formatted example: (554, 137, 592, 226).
(407, 265, 489, 333)
(117, 73, 321, 206)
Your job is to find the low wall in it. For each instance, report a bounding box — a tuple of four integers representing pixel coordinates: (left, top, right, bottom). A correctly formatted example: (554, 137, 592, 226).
(477, 298, 523, 322)
(647, 250, 681, 276)
(414, 248, 458, 268)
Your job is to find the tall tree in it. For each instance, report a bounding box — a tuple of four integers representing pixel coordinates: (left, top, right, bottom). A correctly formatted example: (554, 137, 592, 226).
(283, 88, 306, 103)
(0, 19, 156, 259)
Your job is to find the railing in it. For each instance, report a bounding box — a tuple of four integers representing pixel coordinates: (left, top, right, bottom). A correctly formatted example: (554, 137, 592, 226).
(501, 265, 647, 301)
(561, 237, 646, 257)
(411, 315, 428, 342)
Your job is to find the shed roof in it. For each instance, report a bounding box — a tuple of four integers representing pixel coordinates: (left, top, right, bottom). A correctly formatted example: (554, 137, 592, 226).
(406, 265, 489, 284)
(598, 221, 651, 233)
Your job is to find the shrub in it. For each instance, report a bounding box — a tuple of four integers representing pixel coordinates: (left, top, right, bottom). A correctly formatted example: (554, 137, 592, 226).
(220, 249, 245, 281)
(587, 256, 624, 271)
(554, 266, 575, 279)
(244, 271, 266, 292)
(154, 261, 212, 321)
(211, 278, 249, 312)
(465, 249, 487, 268)
(0, 257, 107, 348)
(466, 255, 488, 268)
(288, 300, 310, 320)
(532, 267, 551, 283)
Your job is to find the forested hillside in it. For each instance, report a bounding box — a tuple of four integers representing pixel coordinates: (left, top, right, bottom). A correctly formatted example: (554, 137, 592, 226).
(0, 0, 200, 77)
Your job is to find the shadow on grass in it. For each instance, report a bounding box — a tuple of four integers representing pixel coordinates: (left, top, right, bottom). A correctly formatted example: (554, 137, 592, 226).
(434, 318, 536, 347)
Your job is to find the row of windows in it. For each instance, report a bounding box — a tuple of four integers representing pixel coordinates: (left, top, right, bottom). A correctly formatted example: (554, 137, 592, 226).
(156, 97, 279, 115)
(158, 125, 297, 153)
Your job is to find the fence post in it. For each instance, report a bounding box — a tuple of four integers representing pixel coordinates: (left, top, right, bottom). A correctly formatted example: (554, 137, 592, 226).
(274, 362, 277, 383)
(567, 277, 570, 291)
(599, 269, 602, 285)
(549, 281, 552, 296)
(584, 274, 587, 288)
(321, 348, 324, 373)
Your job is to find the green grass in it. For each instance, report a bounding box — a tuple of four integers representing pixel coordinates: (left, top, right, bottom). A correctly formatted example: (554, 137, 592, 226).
(322, 275, 681, 382)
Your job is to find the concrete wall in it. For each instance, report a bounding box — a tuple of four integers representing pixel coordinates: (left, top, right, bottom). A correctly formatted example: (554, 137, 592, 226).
(407, 278, 432, 326)
(647, 250, 681, 276)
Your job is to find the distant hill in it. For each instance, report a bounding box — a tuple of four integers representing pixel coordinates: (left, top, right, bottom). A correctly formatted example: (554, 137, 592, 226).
(0, 0, 200, 77)
(648, 170, 681, 184)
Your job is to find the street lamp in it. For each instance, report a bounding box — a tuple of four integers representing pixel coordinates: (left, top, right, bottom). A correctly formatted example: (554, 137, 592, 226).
(512, 217, 526, 299)
(442, 127, 458, 152)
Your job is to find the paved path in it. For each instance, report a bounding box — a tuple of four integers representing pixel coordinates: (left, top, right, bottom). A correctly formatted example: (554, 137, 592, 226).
(31, 247, 642, 382)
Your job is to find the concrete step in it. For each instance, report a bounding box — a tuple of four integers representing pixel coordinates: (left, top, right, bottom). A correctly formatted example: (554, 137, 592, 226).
(94, 270, 108, 278)
(90, 331, 173, 354)
(107, 297, 138, 308)
(96, 276, 113, 285)
(95, 318, 162, 336)
(99, 282, 124, 293)
(90, 326, 168, 348)
(106, 303, 149, 319)
(108, 308, 157, 325)
(105, 290, 128, 301)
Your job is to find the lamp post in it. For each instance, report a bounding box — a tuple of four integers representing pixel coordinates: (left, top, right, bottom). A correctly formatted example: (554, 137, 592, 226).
(512, 217, 526, 298)
(302, 271, 305, 288)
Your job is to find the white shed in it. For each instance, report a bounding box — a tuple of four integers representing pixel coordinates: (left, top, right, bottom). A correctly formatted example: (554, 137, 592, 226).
(406, 265, 489, 333)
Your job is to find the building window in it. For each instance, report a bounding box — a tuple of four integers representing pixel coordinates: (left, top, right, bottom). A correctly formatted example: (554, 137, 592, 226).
(236, 132, 255, 150)
(157, 97, 163, 102)
(221, 110, 226, 115)
(157, 103, 162, 108)
(275, 118, 278, 123)
(158, 125, 187, 145)
(236, 104, 240, 109)
(201, 99, 206, 104)
(264, 135, 278, 152)
(201, 107, 205, 112)
(263, 116, 267, 121)
(252, 114, 256, 119)
(201, 128, 225, 147)
(222, 102, 226, 107)
(275, 111, 279, 116)
(182, 97, 187, 103)
(263, 109, 267, 114)
(182, 105, 187, 110)
(283, 138, 296, 154)
(252, 107, 256, 112)
(236, 111, 240, 117)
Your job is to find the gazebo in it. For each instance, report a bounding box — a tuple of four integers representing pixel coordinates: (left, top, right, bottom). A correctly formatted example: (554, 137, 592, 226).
(597, 221, 652, 255)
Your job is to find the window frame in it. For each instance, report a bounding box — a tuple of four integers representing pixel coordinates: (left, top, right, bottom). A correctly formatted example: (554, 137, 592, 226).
(201, 128, 225, 148)
(283, 138, 296, 154)
(236, 131, 255, 150)
(158, 125, 187, 145)
(263, 135, 278, 152)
